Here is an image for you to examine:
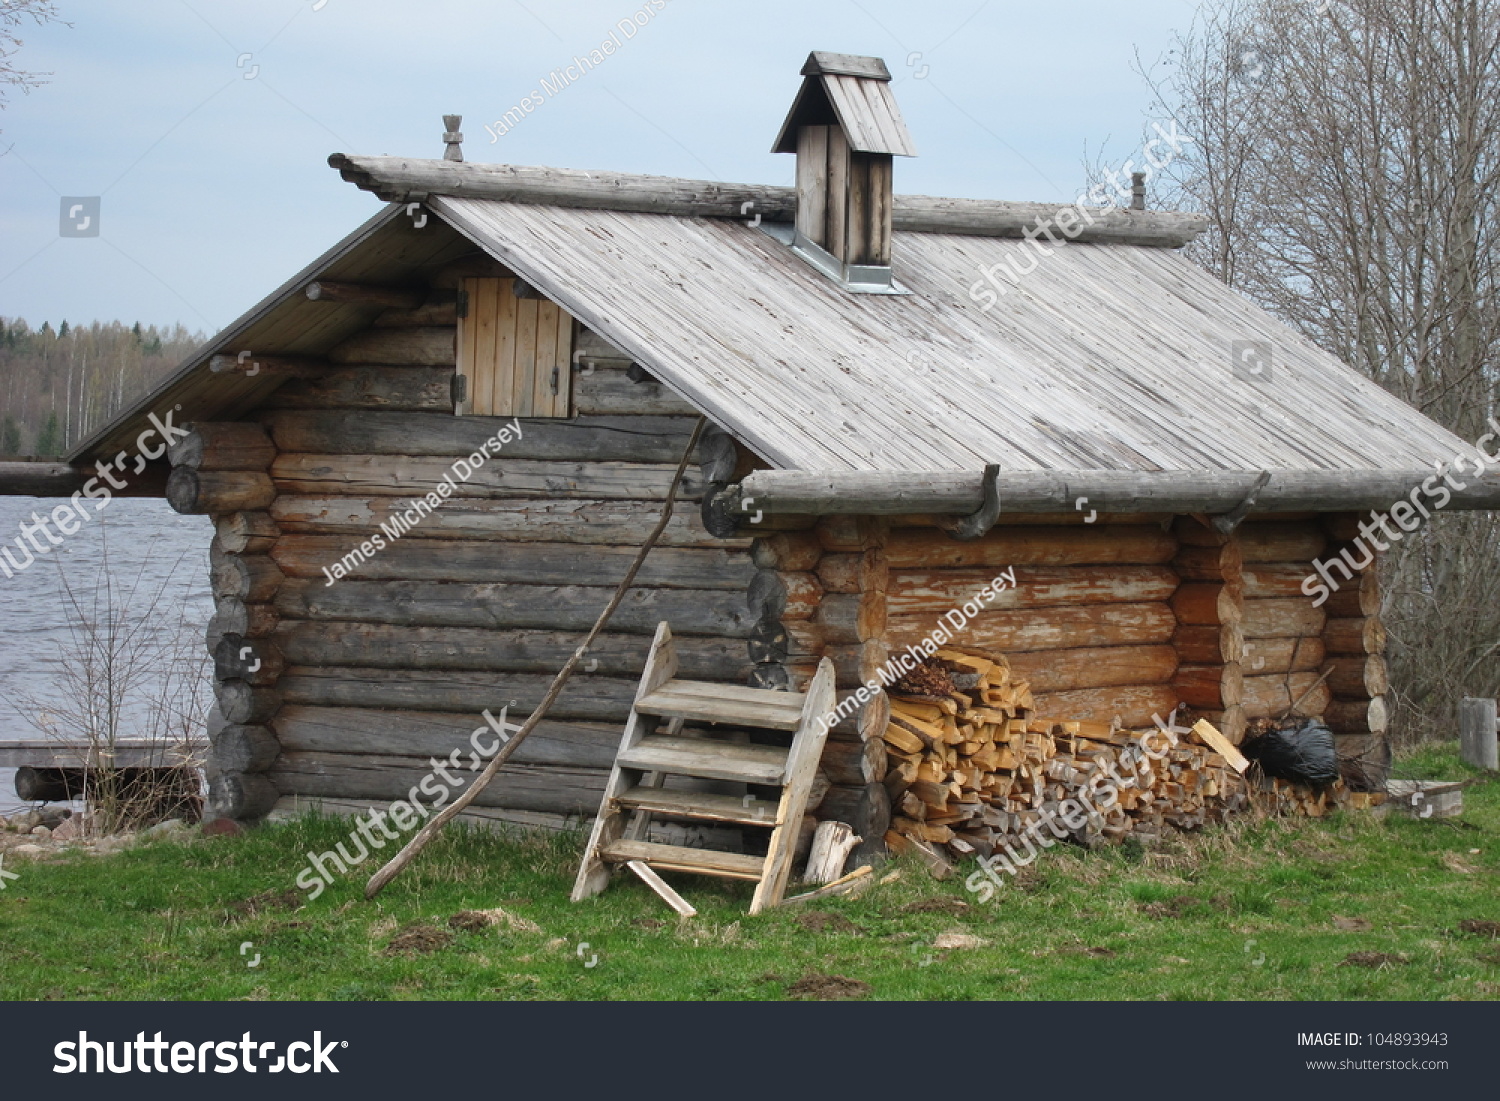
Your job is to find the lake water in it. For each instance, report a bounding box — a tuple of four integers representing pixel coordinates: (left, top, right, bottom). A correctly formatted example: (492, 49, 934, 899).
(0, 495, 213, 814)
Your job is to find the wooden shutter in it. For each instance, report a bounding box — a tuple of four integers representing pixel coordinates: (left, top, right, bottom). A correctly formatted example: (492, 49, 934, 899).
(457, 277, 573, 417)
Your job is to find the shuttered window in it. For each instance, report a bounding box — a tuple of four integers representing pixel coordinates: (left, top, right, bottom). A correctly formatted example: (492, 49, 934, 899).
(456, 277, 574, 417)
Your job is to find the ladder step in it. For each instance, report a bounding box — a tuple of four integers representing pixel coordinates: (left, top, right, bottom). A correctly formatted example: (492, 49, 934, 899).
(636, 679, 806, 730)
(617, 735, 787, 785)
(618, 786, 781, 826)
(601, 839, 765, 881)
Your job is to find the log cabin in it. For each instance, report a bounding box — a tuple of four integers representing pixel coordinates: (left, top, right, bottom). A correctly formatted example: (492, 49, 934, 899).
(12, 51, 1500, 851)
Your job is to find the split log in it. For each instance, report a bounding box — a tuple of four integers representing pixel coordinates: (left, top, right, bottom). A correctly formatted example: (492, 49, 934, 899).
(1006, 644, 1179, 694)
(270, 495, 736, 549)
(816, 782, 891, 842)
(271, 705, 621, 768)
(214, 680, 282, 725)
(166, 469, 275, 515)
(803, 820, 860, 883)
(1323, 654, 1388, 699)
(1028, 684, 1179, 730)
(888, 602, 1176, 653)
(1323, 617, 1386, 655)
(819, 736, 887, 785)
(215, 511, 279, 554)
(269, 751, 606, 816)
(262, 368, 455, 412)
(275, 578, 755, 637)
(751, 532, 824, 572)
(1172, 622, 1244, 664)
(272, 621, 752, 681)
(1242, 598, 1326, 639)
(885, 526, 1176, 568)
(886, 565, 1177, 615)
(206, 772, 280, 821)
(167, 423, 276, 472)
(211, 554, 285, 603)
(326, 326, 455, 366)
(259, 410, 699, 464)
(270, 535, 752, 590)
(1169, 583, 1243, 626)
(1240, 673, 1332, 719)
(270, 453, 707, 502)
(1173, 662, 1243, 710)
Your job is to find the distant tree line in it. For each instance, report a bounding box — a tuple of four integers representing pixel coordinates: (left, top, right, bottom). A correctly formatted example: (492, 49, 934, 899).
(0, 317, 203, 459)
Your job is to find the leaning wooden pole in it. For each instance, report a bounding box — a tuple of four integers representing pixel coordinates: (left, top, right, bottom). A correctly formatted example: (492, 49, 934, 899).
(364, 417, 707, 899)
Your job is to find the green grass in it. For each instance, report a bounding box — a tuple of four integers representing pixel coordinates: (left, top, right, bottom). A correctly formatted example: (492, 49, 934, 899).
(2, 742, 1497, 1001)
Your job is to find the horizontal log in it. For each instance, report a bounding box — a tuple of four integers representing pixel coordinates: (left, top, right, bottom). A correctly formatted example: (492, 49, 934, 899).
(1028, 684, 1180, 729)
(886, 601, 1176, 653)
(269, 495, 738, 548)
(1239, 635, 1324, 675)
(207, 772, 279, 821)
(372, 301, 460, 328)
(212, 554, 285, 603)
(1324, 569, 1381, 618)
(574, 366, 698, 417)
(166, 469, 275, 515)
(1242, 563, 1317, 599)
(816, 550, 888, 595)
(747, 569, 822, 621)
(819, 737, 887, 785)
(167, 423, 276, 472)
(1169, 582, 1242, 626)
(1240, 673, 1332, 719)
(278, 666, 641, 720)
(208, 353, 330, 378)
(1242, 598, 1326, 638)
(729, 469, 1500, 516)
(214, 680, 282, 725)
(276, 578, 754, 637)
(1198, 705, 1247, 745)
(326, 326, 455, 366)
(305, 280, 425, 309)
(271, 535, 752, 590)
(270, 453, 706, 501)
(1171, 622, 1244, 664)
(273, 621, 752, 680)
(813, 591, 886, 644)
(209, 598, 279, 640)
(272, 706, 620, 768)
(262, 368, 454, 412)
(1323, 617, 1386, 655)
(886, 564, 1177, 615)
(1324, 695, 1389, 735)
(1172, 662, 1243, 710)
(814, 515, 884, 553)
(826, 689, 891, 743)
(1238, 522, 1327, 562)
(1324, 654, 1388, 699)
(0, 461, 167, 498)
(213, 634, 285, 686)
(1006, 644, 1179, 694)
(209, 724, 280, 774)
(885, 526, 1177, 568)
(815, 782, 891, 840)
(1174, 542, 1243, 581)
(258, 410, 701, 464)
(270, 795, 577, 833)
(334, 155, 1208, 246)
(271, 751, 606, 816)
(751, 532, 824, 572)
(215, 511, 279, 554)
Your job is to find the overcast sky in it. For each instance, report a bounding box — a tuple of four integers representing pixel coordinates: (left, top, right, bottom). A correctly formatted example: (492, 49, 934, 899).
(0, 0, 1199, 334)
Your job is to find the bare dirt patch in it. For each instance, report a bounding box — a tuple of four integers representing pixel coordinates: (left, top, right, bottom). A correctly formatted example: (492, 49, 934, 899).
(384, 922, 454, 956)
(786, 972, 872, 1000)
(1340, 951, 1409, 969)
(897, 898, 970, 917)
(1459, 919, 1500, 939)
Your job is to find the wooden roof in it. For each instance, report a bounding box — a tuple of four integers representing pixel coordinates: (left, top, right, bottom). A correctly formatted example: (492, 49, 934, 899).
(429, 196, 1469, 475)
(771, 51, 917, 157)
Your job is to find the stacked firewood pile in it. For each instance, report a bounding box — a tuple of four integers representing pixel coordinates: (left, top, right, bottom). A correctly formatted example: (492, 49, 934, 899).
(882, 650, 1264, 862)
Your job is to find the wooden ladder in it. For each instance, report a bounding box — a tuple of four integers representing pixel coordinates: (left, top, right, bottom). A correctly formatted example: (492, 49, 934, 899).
(571, 621, 837, 914)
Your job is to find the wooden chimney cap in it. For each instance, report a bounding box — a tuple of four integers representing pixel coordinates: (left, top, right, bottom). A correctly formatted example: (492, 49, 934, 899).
(773, 51, 916, 157)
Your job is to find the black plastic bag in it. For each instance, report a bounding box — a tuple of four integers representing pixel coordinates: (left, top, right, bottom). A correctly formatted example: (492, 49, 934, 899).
(1245, 720, 1339, 786)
